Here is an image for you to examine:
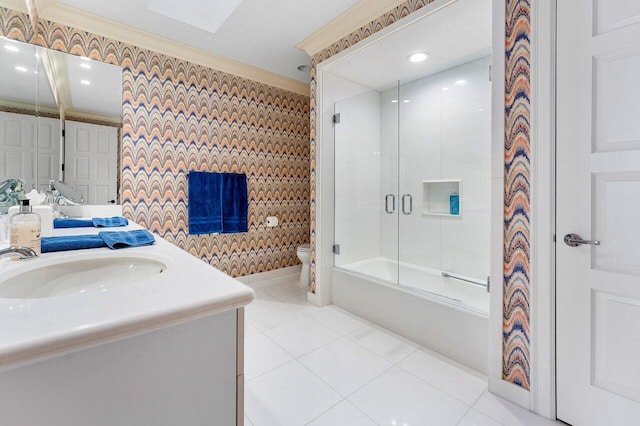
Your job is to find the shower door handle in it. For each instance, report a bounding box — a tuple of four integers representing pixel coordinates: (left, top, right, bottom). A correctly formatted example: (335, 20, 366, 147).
(402, 194, 412, 215)
(385, 194, 395, 214)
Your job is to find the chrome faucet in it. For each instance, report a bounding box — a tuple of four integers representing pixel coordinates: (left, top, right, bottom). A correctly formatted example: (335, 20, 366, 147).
(0, 246, 38, 260)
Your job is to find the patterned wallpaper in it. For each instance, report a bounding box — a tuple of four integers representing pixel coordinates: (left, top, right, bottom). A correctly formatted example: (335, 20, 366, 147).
(0, 7, 311, 278)
(503, 0, 531, 390)
(308, 0, 532, 390)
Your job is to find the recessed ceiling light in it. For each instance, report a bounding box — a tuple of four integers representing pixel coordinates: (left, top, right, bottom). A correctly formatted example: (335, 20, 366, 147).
(14, 66, 28, 72)
(391, 100, 398, 103)
(403, 100, 411, 103)
(4, 45, 19, 52)
(408, 52, 429, 63)
(442, 87, 450, 91)
(80, 63, 92, 69)
(80, 79, 91, 85)
(296, 64, 311, 72)
(454, 79, 468, 86)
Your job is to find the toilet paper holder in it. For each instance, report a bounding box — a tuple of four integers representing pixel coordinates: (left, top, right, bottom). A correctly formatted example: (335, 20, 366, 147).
(263, 216, 279, 227)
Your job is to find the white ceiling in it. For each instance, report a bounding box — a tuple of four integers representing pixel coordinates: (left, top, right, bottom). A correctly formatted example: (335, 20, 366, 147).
(55, 0, 361, 83)
(0, 37, 121, 119)
(325, 0, 492, 91)
(0, 38, 55, 107)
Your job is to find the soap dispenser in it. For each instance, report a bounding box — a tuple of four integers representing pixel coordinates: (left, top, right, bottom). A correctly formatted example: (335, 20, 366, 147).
(9, 199, 41, 256)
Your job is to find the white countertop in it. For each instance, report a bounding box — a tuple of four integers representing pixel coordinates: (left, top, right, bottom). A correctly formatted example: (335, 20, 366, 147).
(0, 222, 254, 371)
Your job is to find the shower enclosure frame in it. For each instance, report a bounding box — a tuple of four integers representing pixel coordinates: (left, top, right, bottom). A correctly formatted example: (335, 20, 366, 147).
(312, 0, 495, 374)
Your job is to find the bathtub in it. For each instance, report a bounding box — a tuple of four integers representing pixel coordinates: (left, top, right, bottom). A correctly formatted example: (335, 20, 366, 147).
(332, 257, 489, 373)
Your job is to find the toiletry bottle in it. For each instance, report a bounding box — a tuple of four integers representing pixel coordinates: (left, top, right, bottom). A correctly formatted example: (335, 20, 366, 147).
(9, 199, 41, 257)
(450, 192, 460, 215)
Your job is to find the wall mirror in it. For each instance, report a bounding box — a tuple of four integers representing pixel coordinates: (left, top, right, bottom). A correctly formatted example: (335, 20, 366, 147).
(0, 37, 122, 205)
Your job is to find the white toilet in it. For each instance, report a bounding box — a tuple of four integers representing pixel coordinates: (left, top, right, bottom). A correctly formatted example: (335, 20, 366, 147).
(296, 244, 311, 287)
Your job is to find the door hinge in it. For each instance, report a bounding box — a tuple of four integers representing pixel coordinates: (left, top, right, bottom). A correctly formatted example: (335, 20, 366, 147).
(488, 65, 492, 82)
(332, 244, 340, 255)
(61, 163, 65, 172)
(332, 113, 341, 125)
(61, 129, 65, 137)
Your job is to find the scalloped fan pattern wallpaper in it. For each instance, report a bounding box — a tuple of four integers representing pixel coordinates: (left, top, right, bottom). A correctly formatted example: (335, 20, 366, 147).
(0, 7, 310, 278)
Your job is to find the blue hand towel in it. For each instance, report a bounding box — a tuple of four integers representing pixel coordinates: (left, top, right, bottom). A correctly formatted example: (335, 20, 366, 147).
(188, 171, 223, 235)
(92, 216, 129, 227)
(221, 172, 248, 234)
(54, 217, 129, 229)
(99, 229, 155, 249)
(41, 235, 106, 252)
(54, 218, 94, 228)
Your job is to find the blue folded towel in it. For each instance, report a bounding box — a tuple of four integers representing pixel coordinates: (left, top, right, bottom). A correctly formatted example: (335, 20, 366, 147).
(92, 216, 129, 227)
(54, 216, 129, 229)
(41, 235, 106, 252)
(98, 229, 155, 249)
(188, 171, 248, 235)
(54, 218, 94, 228)
(221, 172, 248, 234)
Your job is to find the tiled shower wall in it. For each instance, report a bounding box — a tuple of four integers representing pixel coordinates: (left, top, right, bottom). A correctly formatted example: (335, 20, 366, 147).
(309, 0, 531, 390)
(0, 7, 310, 278)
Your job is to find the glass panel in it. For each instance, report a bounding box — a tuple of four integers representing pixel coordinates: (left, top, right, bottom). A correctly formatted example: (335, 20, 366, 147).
(332, 76, 399, 285)
(398, 56, 492, 312)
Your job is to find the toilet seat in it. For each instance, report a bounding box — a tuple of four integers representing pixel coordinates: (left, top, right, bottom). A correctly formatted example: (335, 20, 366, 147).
(297, 244, 310, 252)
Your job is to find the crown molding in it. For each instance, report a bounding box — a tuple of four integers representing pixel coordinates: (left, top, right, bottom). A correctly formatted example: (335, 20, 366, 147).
(29, 2, 310, 96)
(296, 0, 409, 57)
(0, 0, 27, 12)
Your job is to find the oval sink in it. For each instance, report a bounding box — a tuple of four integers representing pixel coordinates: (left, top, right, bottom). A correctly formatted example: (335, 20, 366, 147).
(0, 257, 167, 299)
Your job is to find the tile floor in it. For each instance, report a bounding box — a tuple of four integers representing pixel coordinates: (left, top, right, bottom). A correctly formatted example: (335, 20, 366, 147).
(243, 273, 562, 426)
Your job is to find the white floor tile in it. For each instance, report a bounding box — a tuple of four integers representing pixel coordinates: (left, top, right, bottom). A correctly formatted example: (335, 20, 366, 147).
(348, 324, 419, 363)
(458, 408, 502, 426)
(245, 300, 306, 332)
(310, 306, 369, 335)
(398, 347, 487, 405)
(245, 320, 261, 338)
(307, 400, 376, 426)
(348, 367, 469, 426)
(298, 337, 392, 397)
(244, 334, 293, 380)
(245, 361, 342, 426)
(473, 392, 562, 426)
(282, 293, 322, 315)
(262, 278, 308, 300)
(264, 317, 341, 357)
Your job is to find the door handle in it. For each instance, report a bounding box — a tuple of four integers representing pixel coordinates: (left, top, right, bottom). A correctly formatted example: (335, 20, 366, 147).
(402, 194, 412, 215)
(563, 233, 600, 247)
(385, 194, 395, 214)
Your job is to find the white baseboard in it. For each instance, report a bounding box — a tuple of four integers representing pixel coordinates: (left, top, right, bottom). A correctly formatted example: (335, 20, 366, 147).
(236, 264, 302, 284)
(488, 375, 531, 409)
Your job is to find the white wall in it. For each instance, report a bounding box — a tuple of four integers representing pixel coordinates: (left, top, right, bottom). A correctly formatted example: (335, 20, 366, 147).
(334, 88, 382, 266)
(381, 56, 492, 280)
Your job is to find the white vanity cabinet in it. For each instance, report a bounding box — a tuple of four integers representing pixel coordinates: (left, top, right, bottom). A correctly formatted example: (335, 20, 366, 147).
(0, 222, 253, 425)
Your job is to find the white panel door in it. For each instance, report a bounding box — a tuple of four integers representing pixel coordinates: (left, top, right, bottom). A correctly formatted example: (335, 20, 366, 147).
(36, 117, 61, 192)
(0, 111, 37, 190)
(65, 121, 117, 205)
(556, 0, 640, 425)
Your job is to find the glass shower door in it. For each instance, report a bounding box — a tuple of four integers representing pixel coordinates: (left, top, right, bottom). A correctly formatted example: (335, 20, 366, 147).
(333, 82, 399, 285)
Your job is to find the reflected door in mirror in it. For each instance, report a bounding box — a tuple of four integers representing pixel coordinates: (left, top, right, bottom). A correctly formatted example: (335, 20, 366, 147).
(64, 121, 117, 204)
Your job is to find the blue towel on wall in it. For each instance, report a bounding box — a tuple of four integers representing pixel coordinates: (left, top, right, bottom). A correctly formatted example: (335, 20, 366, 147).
(188, 171, 248, 235)
(188, 171, 224, 235)
(221, 172, 248, 234)
(42, 234, 106, 252)
(99, 229, 155, 249)
(54, 217, 129, 229)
